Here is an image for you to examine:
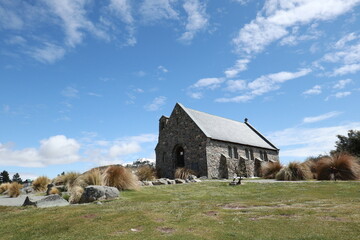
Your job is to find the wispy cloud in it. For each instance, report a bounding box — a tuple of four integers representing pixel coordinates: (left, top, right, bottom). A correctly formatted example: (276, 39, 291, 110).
(61, 87, 79, 98)
(325, 91, 352, 101)
(144, 96, 167, 111)
(158, 65, 169, 73)
(268, 122, 360, 159)
(179, 0, 208, 44)
(303, 85, 322, 95)
(191, 77, 225, 90)
(333, 79, 352, 89)
(30, 43, 66, 64)
(140, 0, 178, 22)
(303, 111, 342, 123)
(224, 59, 250, 78)
(224, 80, 247, 92)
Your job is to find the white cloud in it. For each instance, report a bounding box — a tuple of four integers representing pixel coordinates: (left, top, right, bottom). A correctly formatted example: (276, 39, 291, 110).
(188, 92, 203, 99)
(191, 77, 225, 89)
(144, 96, 167, 111)
(248, 68, 311, 95)
(334, 32, 357, 49)
(109, 0, 133, 24)
(224, 59, 250, 78)
(140, 0, 178, 22)
(233, 0, 360, 56)
(0, 3, 23, 30)
(303, 111, 341, 123)
(215, 94, 254, 103)
(303, 85, 321, 95)
(61, 87, 79, 98)
(0, 135, 81, 167)
(332, 63, 360, 76)
(334, 91, 352, 98)
(158, 65, 169, 73)
(333, 79, 352, 89)
(268, 122, 360, 158)
(109, 142, 141, 157)
(30, 43, 66, 64)
(224, 80, 247, 92)
(87, 92, 102, 97)
(179, 0, 208, 43)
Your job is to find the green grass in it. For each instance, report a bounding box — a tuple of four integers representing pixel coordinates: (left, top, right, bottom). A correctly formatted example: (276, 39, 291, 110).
(1, 181, 360, 240)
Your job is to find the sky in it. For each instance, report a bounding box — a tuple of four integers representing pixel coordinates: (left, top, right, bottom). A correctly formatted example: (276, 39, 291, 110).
(1, 0, 360, 180)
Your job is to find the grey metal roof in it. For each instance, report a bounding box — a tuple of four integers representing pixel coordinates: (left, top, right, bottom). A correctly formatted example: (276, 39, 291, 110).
(179, 103, 278, 151)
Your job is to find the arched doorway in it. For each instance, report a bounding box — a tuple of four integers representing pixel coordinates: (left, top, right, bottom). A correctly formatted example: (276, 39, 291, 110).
(174, 145, 185, 168)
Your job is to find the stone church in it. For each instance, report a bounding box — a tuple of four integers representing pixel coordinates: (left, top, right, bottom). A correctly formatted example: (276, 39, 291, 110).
(155, 103, 279, 179)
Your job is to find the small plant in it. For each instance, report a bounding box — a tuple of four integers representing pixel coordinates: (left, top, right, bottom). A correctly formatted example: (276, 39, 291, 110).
(53, 172, 80, 190)
(276, 162, 312, 181)
(74, 168, 103, 188)
(102, 165, 139, 190)
(32, 176, 51, 192)
(136, 165, 156, 181)
(261, 161, 283, 179)
(49, 187, 60, 195)
(0, 183, 11, 194)
(316, 153, 360, 180)
(62, 193, 70, 202)
(69, 186, 84, 204)
(8, 182, 22, 198)
(175, 168, 195, 179)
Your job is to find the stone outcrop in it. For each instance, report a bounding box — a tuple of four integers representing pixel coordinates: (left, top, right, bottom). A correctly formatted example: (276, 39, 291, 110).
(80, 185, 119, 203)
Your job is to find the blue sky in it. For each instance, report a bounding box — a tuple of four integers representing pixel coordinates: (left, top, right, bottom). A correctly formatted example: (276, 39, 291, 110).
(1, 0, 360, 179)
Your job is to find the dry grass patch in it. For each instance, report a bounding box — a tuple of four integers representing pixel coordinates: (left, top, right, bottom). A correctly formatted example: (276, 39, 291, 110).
(49, 187, 60, 195)
(102, 165, 139, 190)
(316, 153, 360, 180)
(32, 176, 51, 192)
(276, 162, 312, 181)
(261, 161, 282, 179)
(74, 168, 103, 188)
(8, 182, 22, 198)
(53, 172, 80, 189)
(175, 168, 195, 179)
(69, 185, 84, 204)
(136, 165, 156, 181)
(0, 183, 11, 194)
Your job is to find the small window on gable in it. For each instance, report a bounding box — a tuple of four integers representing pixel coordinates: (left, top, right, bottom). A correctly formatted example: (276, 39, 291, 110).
(228, 146, 233, 158)
(234, 147, 238, 159)
(245, 149, 250, 159)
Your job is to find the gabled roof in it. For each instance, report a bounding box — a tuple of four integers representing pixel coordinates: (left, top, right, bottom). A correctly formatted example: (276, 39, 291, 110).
(178, 103, 278, 151)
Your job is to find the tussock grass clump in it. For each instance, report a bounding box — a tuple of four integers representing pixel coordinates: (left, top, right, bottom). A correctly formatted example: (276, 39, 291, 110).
(276, 162, 312, 181)
(69, 186, 84, 204)
(102, 165, 139, 190)
(49, 187, 60, 195)
(32, 176, 51, 192)
(74, 168, 103, 188)
(53, 172, 80, 189)
(261, 161, 283, 179)
(302, 159, 318, 179)
(136, 165, 157, 181)
(175, 168, 195, 180)
(0, 183, 11, 194)
(316, 153, 360, 180)
(8, 182, 22, 198)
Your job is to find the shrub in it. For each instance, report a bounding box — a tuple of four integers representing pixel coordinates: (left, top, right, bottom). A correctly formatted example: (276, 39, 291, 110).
(276, 162, 312, 181)
(74, 169, 103, 188)
(49, 187, 60, 195)
(261, 161, 282, 179)
(8, 182, 22, 198)
(136, 165, 156, 181)
(175, 168, 195, 180)
(53, 172, 80, 190)
(301, 158, 319, 179)
(102, 165, 139, 191)
(69, 186, 84, 204)
(32, 176, 51, 192)
(0, 183, 11, 194)
(316, 153, 360, 180)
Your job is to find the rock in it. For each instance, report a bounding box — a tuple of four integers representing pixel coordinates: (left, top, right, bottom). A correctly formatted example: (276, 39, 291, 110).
(175, 178, 186, 184)
(21, 186, 34, 194)
(167, 179, 176, 185)
(139, 181, 145, 186)
(143, 181, 153, 186)
(152, 178, 168, 185)
(185, 179, 191, 183)
(188, 175, 197, 180)
(46, 183, 54, 195)
(191, 179, 202, 183)
(35, 194, 69, 208)
(199, 176, 207, 180)
(22, 196, 36, 207)
(80, 185, 119, 203)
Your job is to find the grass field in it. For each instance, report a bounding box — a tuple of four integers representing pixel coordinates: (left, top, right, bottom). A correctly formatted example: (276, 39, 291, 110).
(1, 181, 360, 240)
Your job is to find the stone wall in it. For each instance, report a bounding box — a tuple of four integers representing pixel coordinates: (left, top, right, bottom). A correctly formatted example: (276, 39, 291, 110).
(206, 139, 279, 178)
(155, 104, 208, 178)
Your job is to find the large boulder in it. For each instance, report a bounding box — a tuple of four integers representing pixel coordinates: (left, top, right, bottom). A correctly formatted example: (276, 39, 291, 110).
(80, 185, 119, 203)
(175, 178, 186, 184)
(167, 179, 176, 185)
(36, 194, 69, 208)
(152, 178, 168, 185)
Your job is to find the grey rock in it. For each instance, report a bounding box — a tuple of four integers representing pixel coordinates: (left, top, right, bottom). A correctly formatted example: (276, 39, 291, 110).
(22, 196, 36, 207)
(199, 176, 208, 180)
(167, 179, 176, 184)
(188, 175, 197, 180)
(21, 186, 34, 194)
(152, 178, 168, 185)
(139, 181, 145, 186)
(143, 181, 153, 186)
(175, 178, 186, 184)
(192, 179, 202, 183)
(35, 194, 69, 208)
(80, 185, 119, 203)
(46, 183, 54, 195)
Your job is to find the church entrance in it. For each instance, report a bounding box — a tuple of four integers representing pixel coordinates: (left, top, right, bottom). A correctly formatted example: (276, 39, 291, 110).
(174, 145, 185, 168)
